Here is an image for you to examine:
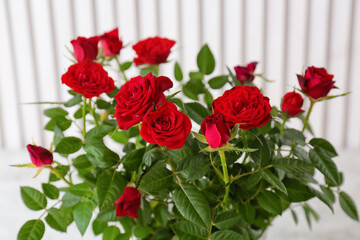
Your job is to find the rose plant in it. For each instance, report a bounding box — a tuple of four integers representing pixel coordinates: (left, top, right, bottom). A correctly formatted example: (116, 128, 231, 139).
(14, 28, 358, 240)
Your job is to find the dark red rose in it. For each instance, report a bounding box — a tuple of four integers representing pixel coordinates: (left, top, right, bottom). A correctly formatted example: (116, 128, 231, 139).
(297, 66, 336, 100)
(234, 62, 257, 84)
(61, 61, 115, 99)
(281, 91, 304, 117)
(71, 36, 99, 62)
(140, 102, 192, 149)
(114, 186, 141, 219)
(132, 37, 176, 65)
(26, 144, 53, 167)
(100, 28, 123, 57)
(114, 73, 173, 130)
(201, 113, 230, 148)
(213, 86, 271, 130)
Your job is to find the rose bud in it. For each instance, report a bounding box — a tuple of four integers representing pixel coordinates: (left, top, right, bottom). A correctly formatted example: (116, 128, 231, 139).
(132, 37, 176, 65)
(114, 186, 141, 219)
(26, 144, 53, 167)
(234, 62, 258, 84)
(61, 61, 115, 99)
(140, 101, 192, 149)
(99, 28, 123, 57)
(281, 92, 305, 117)
(71, 36, 99, 62)
(201, 113, 230, 148)
(297, 66, 337, 100)
(213, 86, 271, 130)
(114, 73, 173, 130)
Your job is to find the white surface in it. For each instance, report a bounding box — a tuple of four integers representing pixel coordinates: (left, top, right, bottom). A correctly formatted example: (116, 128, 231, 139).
(1, 150, 360, 239)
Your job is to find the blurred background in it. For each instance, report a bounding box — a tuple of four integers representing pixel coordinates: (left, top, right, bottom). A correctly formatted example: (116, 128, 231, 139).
(0, 0, 360, 239)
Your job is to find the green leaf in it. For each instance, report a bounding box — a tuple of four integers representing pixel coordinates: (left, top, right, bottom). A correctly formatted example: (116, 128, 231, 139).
(86, 125, 114, 140)
(177, 155, 210, 180)
(208, 75, 228, 89)
(291, 209, 298, 224)
(55, 137, 82, 154)
(44, 116, 72, 131)
(339, 191, 359, 221)
(136, 199, 151, 226)
(174, 62, 183, 81)
(283, 128, 306, 146)
(42, 183, 59, 199)
(84, 138, 119, 168)
(120, 61, 133, 71)
(167, 147, 193, 165)
(44, 107, 68, 118)
(309, 138, 338, 157)
(214, 211, 242, 229)
(210, 230, 245, 240)
(320, 185, 335, 203)
(45, 208, 68, 232)
(96, 99, 112, 109)
(310, 188, 334, 212)
(111, 131, 129, 144)
(68, 182, 92, 197)
(74, 199, 93, 235)
(204, 90, 213, 106)
(17, 219, 45, 240)
(316, 92, 350, 102)
(197, 44, 215, 75)
(139, 164, 173, 193)
(183, 78, 205, 100)
(173, 183, 211, 228)
(184, 102, 211, 124)
(64, 93, 82, 107)
(257, 190, 283, 215)
(73, 155, 92, 169)
(97, 169, 126, 209)
(96, 206, 118, 222)
(238, 203, 255, 224)
(103, 226, 121, 240)
(281, 178, 314, 202)
(303, 204, 319, 229)
(92, 219, 107, 235)
(53, 124, 64, 147)
(261, 169, 287, 195)
(171, 221, 208, 240)
(249, 136, 271, 166)
(122, 148, 145, 171)
(20, 187, 47, 211)
(154, 204, 169, 226)
(309, 148, 340, 185)
(272, 157, 313, 173)
(133, 225, 152, 239)
(189, 71, 204, 80)
(62, 192, 81, 207)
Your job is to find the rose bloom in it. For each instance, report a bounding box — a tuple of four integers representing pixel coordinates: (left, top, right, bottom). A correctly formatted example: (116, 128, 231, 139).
(213, 86, 271, 130)
(114, 73, 173, 130)
(140, 101, 192, 149)
(281, 92, 304, 117)
(71, 36, 99, 62)
(297, 66, 336, 99)
(132, 37, 176, 65)
(61, 61, 115, 99)
(114, 186, 141, 219)
(99, 28, 123, 57)
(26, 144, 53, 167)
(234, 62, 257, 84)
(201, 113, 230, 148)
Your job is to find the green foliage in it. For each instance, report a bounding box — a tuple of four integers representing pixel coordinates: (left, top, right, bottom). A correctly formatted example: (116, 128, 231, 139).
(197, 44, 215, 75)
(21, 187, 47, 211)
(17, 220, 45, 240)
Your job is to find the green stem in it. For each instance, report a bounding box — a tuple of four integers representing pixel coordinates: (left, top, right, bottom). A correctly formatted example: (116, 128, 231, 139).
(82, 97, 87, 137)
(302, 99, 315, 133)
(280, 116, 289, 136)
(210, 154, 224, 181)
(219, 150, 230, 207)
(49, 166, 73, 186)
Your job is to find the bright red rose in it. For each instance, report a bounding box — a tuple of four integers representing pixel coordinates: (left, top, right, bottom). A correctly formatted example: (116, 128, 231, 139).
(132, 37, 176, 65)
(281, 91, 304, 117)
(61, 61, 115, 99)
(234, 62, 257, 84)
(140, 102, 192, 149)
(201, 113, 230, 148)
(114, 186, 141, 219)
(297, 66, 336, 100)
(114, 73, 173, 130)
(213, 86, 271, 130)
(100, 28, 123, 57)
(26, 144, 53, 167)
(71, 36, 99, 62)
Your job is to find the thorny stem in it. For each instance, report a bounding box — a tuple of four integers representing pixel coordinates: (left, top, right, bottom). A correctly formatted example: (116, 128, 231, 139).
(209, 154, 224, 181)
(219, 150, 230, 207)
(302, 99, 315, 133)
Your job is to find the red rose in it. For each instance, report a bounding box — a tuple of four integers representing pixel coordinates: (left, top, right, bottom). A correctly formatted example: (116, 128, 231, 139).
(234, 62, 257, 84)
(297, 66, 336, 99)
(213, 86, 271, 130)
(71, 36, 99, 62)
(132, 37, 176, 65)
(140, 102, 192, 149)
(61, 61, 115, 99)
(201, 113, 230, 148)
(114, 186, 141, 219)
(281, 91, 304, 117)
(26, 144, 53, 167)
(100, 28, 123, 57)
(114, 73, 173, 130)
